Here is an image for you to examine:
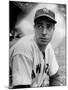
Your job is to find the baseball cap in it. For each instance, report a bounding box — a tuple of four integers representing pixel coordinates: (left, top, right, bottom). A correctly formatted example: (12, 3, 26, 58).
(34, 8, 57, 24)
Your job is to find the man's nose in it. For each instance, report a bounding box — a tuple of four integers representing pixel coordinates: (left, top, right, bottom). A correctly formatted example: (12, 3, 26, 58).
(42, 29, 47, 35)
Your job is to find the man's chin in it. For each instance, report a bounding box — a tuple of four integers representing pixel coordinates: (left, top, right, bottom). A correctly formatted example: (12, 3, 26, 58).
(39, 41, 49, 46)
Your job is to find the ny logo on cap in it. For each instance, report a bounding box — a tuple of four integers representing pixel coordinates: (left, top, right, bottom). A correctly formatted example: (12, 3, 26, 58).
(43, 8, 49, 13)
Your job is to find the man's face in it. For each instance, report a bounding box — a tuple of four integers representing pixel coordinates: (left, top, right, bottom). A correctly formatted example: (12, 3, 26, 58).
(34, 19, 55, 46)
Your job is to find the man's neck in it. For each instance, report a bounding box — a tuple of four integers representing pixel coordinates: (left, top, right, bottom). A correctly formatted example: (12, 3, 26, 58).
(38, 43, 47, 52)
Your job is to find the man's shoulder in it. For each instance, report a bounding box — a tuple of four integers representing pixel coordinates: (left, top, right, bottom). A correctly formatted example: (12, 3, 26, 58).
(45, 43, 54, 57)
(46, 43, 53, 51)
(10, 34, 34, 57)
(17, 34, 34, 46)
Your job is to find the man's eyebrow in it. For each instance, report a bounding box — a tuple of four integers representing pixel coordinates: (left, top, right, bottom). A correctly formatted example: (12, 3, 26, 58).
(37, 22, 43, 25)
(46, 23, 54, 26)
(36, 21, 53, 26)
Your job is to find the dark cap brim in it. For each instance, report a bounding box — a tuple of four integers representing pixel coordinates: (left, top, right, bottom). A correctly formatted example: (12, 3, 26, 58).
(34, 14, 57, 24)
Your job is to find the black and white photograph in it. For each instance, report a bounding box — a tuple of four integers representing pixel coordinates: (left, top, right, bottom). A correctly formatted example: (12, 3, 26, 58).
(9, 1, 66, 89)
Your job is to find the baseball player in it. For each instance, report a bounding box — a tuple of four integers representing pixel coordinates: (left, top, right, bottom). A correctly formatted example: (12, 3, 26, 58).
(9, 8, 62, 89)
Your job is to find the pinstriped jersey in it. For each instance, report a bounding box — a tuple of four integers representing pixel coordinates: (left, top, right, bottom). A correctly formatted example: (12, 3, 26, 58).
(9, 34, 59, 87)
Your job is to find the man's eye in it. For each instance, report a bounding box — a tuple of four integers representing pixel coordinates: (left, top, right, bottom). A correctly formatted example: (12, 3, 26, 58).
(46, 24, 53, 29)
(46, 24, 50, 28)
(38, 25, 43, 29)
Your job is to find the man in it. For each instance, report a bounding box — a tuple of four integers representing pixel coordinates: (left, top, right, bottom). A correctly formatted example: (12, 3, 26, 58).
(9, 8, 62, 89)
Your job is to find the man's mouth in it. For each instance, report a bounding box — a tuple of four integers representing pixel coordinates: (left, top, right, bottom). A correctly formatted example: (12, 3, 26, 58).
(40, 38, 48, 42)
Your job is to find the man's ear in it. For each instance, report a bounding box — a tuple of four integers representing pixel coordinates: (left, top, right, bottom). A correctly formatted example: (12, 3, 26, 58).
(34, 23, 35, 28)
(53, 25, 55, 31)
(34, 24, 35, 28)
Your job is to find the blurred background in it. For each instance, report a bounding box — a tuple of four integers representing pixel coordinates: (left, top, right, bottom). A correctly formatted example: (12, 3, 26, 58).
(9, 1, 66, 85)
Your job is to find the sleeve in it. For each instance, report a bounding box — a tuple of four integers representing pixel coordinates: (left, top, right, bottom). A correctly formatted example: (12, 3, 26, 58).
(48, 45, 59, 76)
(12, 54, 32, 87)
(49, 70, 63, 86)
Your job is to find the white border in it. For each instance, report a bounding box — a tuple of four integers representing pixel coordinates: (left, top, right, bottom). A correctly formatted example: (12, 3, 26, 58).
(10, 0, 67, 4)
(0, 0, 68, 90)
